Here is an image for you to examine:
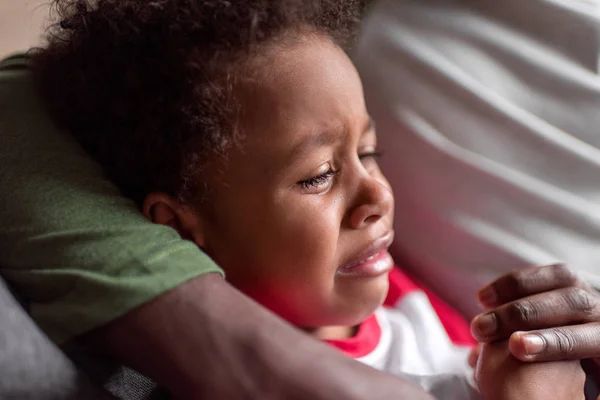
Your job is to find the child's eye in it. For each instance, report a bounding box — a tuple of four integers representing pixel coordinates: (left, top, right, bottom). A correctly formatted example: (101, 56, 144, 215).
(359, 151, 383, 161)
(359, 151, 383, 172)
(298, 169, 337, 193)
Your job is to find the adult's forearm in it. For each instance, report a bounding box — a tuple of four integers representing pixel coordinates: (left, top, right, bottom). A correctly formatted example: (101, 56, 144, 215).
(84, 273, 432, 400)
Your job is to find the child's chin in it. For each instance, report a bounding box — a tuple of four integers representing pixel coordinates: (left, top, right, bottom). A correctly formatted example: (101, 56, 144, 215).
(288, 300, 383, 330)
(331, 297, 388, 327)
(345, 277, 390, 313)
(246, 278, 389, 328)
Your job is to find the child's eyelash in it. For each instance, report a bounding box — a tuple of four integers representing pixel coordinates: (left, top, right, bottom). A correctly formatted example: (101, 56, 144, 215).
(299, 169, 337, 189)
(359, 151, 383, 160)
(298, 152, 382, 190)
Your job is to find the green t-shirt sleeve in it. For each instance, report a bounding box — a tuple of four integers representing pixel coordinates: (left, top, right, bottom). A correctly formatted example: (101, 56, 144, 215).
(0, 54, 224, 344)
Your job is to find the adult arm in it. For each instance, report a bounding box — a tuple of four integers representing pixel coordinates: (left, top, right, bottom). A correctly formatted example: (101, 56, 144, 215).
(0, 55, 431, 399)
(86, 273, 433, 399)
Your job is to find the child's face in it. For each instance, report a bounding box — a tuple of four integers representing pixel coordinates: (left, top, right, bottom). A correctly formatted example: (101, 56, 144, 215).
(186, 37, 394, 330)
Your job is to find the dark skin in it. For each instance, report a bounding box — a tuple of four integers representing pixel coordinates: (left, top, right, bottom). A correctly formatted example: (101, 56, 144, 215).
(85, 273, 434, 400)
(475, 340, 586, 400)
(471, 263, 600, 399)
(471, 263, 600, 366)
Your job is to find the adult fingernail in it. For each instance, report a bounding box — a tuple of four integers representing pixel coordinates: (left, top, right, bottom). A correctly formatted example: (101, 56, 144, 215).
(522, 334, 545, 355)
(472, 312, 497, 338)
(478, 286, 497, 307)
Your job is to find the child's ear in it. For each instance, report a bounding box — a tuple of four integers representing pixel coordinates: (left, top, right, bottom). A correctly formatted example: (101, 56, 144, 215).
(142, 192, 206, 247)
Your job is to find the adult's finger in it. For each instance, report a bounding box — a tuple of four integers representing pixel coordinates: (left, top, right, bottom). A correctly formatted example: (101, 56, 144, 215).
(471, 287, 600, 342)
(508, 322, 600, 362)
(477, 264, 582, 308)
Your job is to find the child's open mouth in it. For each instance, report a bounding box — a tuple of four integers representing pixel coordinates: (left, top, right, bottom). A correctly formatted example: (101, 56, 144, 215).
(337, 251, 393, 278)
(337, 231, 395, 278)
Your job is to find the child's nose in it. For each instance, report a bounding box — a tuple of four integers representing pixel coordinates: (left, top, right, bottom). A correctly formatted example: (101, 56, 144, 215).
(347, 175, 393, 230)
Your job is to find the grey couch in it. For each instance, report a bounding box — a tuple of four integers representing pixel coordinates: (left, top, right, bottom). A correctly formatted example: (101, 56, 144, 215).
(0, 277, 165, 400)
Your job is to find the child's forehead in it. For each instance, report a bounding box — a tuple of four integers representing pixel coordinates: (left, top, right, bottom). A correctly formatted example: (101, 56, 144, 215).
(241, 36, 353, 90)
(219, 34, 369, 182)
(237, 38, 365, 132)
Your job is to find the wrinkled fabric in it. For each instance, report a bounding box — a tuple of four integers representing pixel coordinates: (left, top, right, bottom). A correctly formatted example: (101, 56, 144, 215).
(356, 0, 600, 319)
(0, 277, 114, 400)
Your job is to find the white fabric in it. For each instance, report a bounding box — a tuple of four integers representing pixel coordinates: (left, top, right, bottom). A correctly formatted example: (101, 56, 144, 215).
(355, 0, 600, 318)
(355, 297, 474, 398)
(361, 297, 471, 377)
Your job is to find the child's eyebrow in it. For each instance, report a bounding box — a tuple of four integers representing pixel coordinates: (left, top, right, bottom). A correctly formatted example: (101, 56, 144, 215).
(290, 115, 374, 161)
(290, 130, 340, 161)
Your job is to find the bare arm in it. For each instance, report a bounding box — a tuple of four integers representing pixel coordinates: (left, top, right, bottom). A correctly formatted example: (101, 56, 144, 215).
(84, 273, 432, 400)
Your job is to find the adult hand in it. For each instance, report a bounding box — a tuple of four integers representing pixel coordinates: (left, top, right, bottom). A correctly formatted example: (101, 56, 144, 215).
(470, 264, 600, 363)
(85, 273, 432, 400)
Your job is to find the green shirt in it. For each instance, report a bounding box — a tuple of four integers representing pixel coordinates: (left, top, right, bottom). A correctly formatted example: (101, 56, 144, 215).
(0, 54, 223, 344)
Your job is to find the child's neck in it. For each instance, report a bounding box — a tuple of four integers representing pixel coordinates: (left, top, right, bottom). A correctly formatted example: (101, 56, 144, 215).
(303, 325, 358, 340)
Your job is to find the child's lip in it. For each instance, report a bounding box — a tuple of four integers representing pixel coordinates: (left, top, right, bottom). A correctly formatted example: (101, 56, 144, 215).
(339, 231, 395, 270)
(337, 251, 393, 278)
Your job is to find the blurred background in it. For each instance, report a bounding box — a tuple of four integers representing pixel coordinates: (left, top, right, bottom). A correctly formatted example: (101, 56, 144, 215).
(0, 0, 49, 58)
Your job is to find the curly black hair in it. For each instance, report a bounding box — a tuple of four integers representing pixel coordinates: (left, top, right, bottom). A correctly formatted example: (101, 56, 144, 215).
(33, 0, 364, 206)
